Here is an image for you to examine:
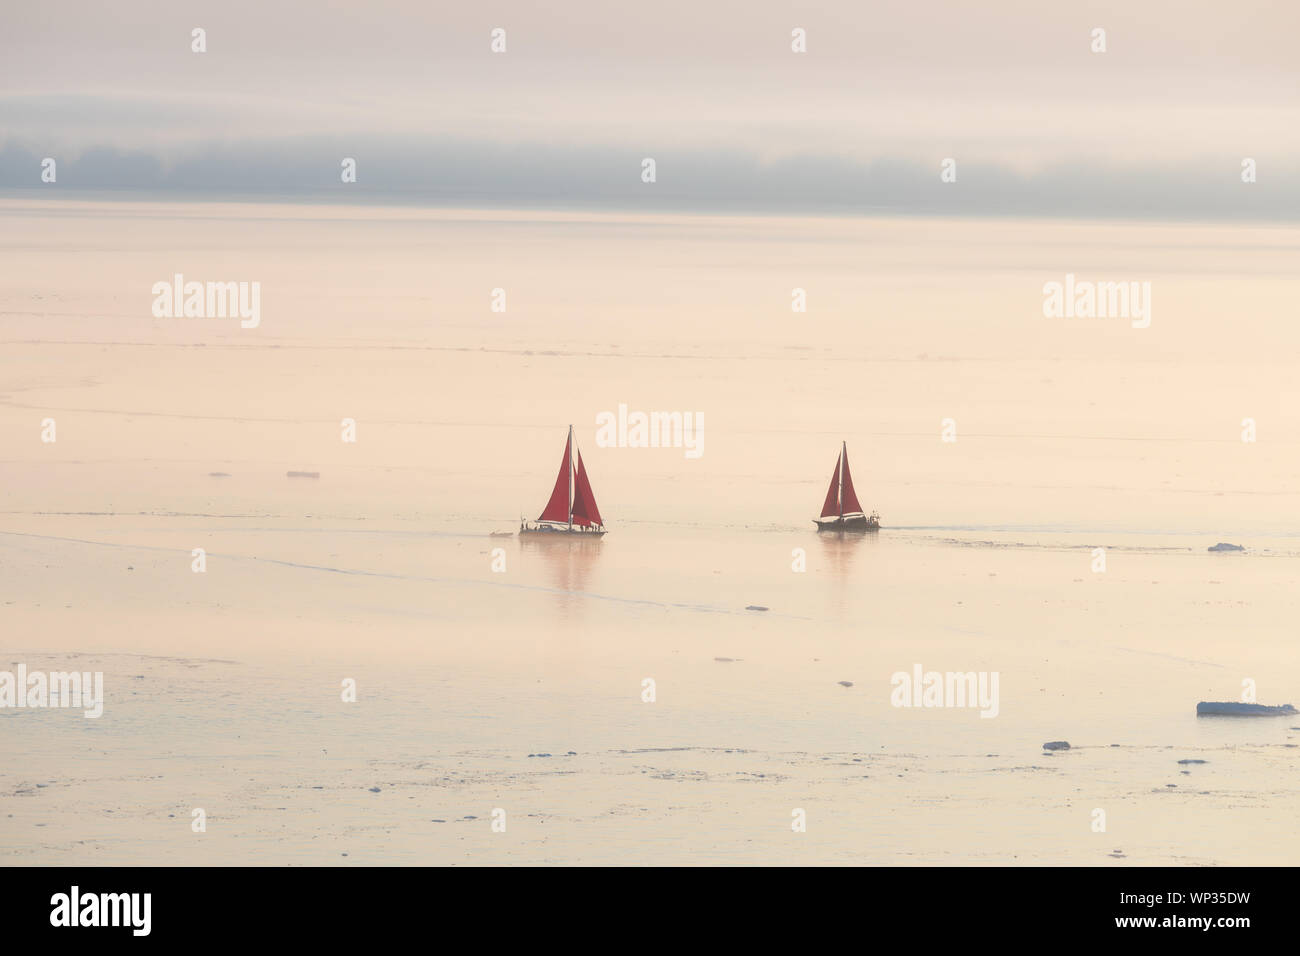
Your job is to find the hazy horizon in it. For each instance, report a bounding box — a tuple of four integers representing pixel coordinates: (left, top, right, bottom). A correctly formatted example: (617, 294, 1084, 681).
(3, 0, 1298, 220)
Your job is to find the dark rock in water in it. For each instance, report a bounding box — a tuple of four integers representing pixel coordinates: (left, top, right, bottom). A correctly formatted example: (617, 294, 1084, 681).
(1207, 542, 1244, 552)
(838, 681, 854, 687)
(1177, 758, 1207, 765)
(745, 605, 769, 611)
(1042, 741, 1070, 751)
(1196, 701, 1297, 716)
(367, 787, 381, 793)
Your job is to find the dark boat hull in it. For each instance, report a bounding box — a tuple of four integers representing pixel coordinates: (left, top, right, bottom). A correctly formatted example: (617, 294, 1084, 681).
(814, 514, 879, 532)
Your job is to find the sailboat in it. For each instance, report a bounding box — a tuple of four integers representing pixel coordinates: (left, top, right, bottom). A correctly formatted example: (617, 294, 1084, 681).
(519, 425, 608, 536)
(814, 441, 880, 532)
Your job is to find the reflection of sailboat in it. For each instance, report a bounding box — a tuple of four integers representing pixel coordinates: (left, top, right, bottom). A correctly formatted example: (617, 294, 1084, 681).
(817, 527, 869, 576)
(814, 441, 880, 532)
(519, 425, 607, 536)
(518, 533, 604, 593)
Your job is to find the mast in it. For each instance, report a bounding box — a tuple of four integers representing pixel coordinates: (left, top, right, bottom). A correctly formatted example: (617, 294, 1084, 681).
(567, 424, 574, 531)
(838, 441, 845, 519)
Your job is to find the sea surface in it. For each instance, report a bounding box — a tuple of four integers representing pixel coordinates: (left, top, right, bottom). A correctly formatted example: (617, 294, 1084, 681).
(2, 199, 1298, 864)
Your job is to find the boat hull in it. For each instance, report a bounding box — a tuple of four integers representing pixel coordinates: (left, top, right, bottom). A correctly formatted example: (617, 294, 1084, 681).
(814, 514, 879, 532)
(518, 524, 607, 537)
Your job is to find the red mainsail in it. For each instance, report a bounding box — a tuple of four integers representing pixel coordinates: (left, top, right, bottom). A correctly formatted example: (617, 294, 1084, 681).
(538, 434, 572, 523)
(819, 444, 864, 517)
(570, 451, 603, 527)
(820, 453, 842, 518)
(839, 445, 864, 515)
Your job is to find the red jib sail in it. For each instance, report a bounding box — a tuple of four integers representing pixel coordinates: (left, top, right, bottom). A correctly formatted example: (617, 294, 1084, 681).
(839, 446, 864, 515)
(538, 434, 572, 523)
(570, 451, 603, 527)
(820, 453, 842, 518)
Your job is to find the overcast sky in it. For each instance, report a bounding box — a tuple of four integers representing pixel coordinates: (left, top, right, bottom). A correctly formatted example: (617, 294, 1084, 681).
(2, 0, 1297, 217)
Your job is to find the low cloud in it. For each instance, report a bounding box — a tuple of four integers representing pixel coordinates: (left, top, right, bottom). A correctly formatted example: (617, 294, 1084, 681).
(2, 136, 1294, 221)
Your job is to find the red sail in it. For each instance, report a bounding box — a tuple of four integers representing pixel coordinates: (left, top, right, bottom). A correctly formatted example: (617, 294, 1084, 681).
(537, 435, 571, 522)
(820, 453, 842, 518)
(570, 451, 603, 527)
(840, 446, 864, 515)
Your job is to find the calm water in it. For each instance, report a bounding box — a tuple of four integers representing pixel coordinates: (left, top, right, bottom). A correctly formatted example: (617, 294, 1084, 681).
(2, 199, 1298, 864)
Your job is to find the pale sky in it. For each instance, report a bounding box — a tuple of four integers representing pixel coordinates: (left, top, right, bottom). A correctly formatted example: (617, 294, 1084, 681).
(2, 0, 1297, 217)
